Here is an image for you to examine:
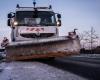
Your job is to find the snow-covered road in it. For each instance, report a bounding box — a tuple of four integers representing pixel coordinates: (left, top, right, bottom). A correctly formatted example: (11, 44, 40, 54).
(0, 61, 87, 80)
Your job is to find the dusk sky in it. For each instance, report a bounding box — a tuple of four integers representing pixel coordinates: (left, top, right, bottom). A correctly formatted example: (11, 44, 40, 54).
(0, 0, 100, 41)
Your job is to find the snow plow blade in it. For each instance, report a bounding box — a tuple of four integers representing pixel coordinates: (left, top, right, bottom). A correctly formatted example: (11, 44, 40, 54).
(6, 36, 80, 60)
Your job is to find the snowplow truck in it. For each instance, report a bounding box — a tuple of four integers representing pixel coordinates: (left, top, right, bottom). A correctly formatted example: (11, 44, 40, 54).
(6, 3, 80, 60)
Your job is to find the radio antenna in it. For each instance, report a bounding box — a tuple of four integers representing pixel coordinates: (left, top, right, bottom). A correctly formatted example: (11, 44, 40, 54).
(33, 0, 36, 8)
(49, 0, 52, 9)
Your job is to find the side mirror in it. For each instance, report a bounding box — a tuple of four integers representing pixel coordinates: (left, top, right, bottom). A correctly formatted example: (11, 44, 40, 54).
(57, 20, 61, 26)
(8, 12, 15, 18)
(7, 19, 11, 26)
(57, 14, 61, 19)
(8, 13, 12, 18)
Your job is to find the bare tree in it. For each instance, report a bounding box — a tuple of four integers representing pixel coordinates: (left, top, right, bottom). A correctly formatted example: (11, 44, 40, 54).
(79, 27, 99, 53)
(78, 33, 86, 48)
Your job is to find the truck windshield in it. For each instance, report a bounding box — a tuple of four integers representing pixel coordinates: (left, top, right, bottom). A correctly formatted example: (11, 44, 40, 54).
(16, 11, 56, 26)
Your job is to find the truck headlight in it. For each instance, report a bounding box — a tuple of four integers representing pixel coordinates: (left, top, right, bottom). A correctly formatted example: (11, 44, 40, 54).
(14, 21, 18, 26)
(57, 20, 61, 26)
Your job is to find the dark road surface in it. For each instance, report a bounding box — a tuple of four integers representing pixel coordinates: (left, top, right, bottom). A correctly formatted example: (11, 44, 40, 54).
(42, 54, 100, 80)
(0, 54, 100, 80)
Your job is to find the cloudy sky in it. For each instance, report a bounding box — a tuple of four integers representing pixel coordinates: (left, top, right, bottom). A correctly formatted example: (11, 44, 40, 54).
(0, 0, 100, 41)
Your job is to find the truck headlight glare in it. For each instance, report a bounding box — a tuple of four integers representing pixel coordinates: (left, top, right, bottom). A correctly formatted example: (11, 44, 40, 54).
(14, 21, 18, 26)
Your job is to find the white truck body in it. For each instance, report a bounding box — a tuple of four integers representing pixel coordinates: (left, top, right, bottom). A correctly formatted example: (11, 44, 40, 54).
(10, 7, 58, 41)
(6, 3, 80, 60)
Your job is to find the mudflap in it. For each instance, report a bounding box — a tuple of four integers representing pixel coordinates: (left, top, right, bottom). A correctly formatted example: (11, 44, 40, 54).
(5, 37, 80, 60)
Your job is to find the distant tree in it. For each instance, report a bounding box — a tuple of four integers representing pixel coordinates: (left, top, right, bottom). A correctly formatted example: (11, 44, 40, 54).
(78, 33, 86, 48)
(79, 27, 99, 53)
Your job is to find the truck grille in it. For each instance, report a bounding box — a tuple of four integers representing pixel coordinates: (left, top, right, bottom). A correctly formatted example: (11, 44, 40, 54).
(20, 33, 54, 38)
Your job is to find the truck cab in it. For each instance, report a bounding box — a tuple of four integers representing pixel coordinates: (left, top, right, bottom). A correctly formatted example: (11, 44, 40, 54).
(7, 4, 61, 42)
